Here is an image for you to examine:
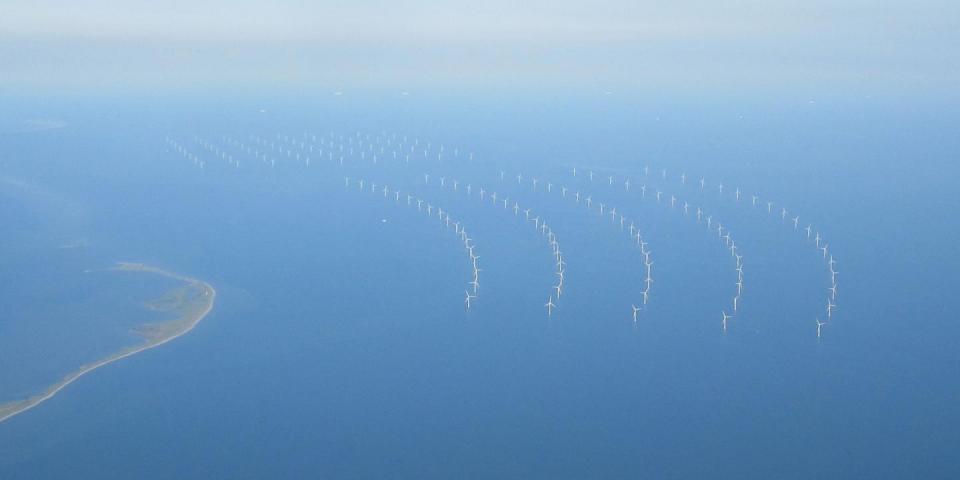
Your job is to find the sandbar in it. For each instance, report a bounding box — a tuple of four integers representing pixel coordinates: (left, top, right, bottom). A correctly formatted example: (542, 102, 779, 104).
(0, 262, 216, 423)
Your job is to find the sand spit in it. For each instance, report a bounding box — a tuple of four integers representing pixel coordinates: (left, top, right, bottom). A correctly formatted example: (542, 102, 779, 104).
(0, 263, 216, 424)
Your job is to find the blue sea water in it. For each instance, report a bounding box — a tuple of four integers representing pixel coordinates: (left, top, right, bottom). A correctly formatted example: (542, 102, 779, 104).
(0, 93, 958, 478)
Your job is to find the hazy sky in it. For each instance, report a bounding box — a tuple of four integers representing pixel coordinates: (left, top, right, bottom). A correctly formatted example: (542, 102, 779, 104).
(1, 0, 957, 94)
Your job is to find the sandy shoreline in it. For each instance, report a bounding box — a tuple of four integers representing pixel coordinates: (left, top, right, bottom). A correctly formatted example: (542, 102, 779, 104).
(0, 263, 216, 424)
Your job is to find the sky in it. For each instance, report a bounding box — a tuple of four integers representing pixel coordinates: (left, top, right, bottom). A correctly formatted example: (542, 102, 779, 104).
(1, 1, 958, 96)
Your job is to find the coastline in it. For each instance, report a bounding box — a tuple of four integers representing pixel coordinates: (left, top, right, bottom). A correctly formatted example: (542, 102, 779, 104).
(0, 263, 216, 424)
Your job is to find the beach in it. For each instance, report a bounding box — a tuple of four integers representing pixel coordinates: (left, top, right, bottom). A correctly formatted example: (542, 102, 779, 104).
(0, 263, 215, 423)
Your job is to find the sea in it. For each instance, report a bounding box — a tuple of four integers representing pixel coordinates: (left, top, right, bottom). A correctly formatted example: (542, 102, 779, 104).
(0, 91, 958, 478)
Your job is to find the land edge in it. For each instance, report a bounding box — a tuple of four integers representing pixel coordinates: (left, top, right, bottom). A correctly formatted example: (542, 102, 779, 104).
(0, 262, 216, 424)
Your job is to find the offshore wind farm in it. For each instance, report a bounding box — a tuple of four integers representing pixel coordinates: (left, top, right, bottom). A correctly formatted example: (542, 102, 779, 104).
(3, 0, 959, 475)
(1, 95, 958, 478)
(167, 128, 840, 335)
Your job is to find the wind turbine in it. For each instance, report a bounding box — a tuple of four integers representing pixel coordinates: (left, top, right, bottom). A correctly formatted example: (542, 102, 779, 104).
(545, 296, 556, 317)
(465, 291, 476, 309)
(721, 311, 733, 332)
(816, 318, 828, 339)
(632, 304, 642, 323)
